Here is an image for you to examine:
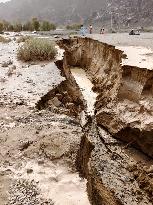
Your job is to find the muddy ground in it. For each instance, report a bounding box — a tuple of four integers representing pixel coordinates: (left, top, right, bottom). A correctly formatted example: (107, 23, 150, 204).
(0, 33, 153, 205)
(0, 34, 90, 205)
(58, 36, 153, 204)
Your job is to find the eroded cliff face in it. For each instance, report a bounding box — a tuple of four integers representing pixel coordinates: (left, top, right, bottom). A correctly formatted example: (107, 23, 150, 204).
(37, 37, 153, 204)
(76, 120, 153, 205)
(96, 65, 153, 158)
(59, 37, 153, 158)
(58, 37, 123, 105)
(36, 58, 86, 118)
(57, 37, 153, 204)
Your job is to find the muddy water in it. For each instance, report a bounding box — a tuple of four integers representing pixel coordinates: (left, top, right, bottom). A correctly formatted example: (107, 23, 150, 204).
(12, 160, 90, 205)
(71, 68, 97, 116)
(117, 46, 153, 69)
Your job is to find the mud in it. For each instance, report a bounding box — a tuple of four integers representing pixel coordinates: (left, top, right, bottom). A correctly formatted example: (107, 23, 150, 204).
(77, 120, 153, 204)
(0, 35, 90, 205)
(1, 34, 153, 205)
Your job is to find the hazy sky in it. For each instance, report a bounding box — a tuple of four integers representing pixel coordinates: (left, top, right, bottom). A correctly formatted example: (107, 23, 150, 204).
(0, 0, 9, 2)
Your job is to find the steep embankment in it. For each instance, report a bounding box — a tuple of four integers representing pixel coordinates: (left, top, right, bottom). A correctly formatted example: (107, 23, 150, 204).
(56, 37, 153, 204)
(59, 37, 153, 158)
(36, 36, 153, 204)
(1, 0, 153, 27)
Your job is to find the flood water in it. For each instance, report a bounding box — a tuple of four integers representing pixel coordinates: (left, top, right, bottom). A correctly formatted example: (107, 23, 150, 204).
(71, 67, 97, 116)
(117, 46, 153, 69)
(13, 160, 90, 205)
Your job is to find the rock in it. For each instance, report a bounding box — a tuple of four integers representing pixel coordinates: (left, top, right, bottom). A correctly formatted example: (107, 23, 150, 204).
(12, 65, 16, 70)
(0, 77, 7, 83)
(41, 64, 46, 67)
(36, 130, 39, 134)
(55, 93, 63, 101)
(7, 66, 16, 76)
(27, 169, 33, 174)
(146, 165, 153, 174)
(2, 60, 13, 67)
(17, 72, 22, 77)
(66, 102, 75, 110)
(51, 97, 62, 107)
(19, 141, 33, 151)
(38, 160, 44, 165)
(48, 100, 54, 106)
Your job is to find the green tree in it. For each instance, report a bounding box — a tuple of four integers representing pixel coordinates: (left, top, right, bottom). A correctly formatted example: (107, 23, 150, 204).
(40, 21, 56, 31)
(50, 23, 56, 30)
(0, 22, 4, 32)
(32, 18, 40, 31)
(41, 21, 51, 31)
(7, 24, 14, 31)
(23, 21, 33, 31)
(2, 20, 10, 31)
(66, 24, 81, 30)
(13, 22, 22, 32)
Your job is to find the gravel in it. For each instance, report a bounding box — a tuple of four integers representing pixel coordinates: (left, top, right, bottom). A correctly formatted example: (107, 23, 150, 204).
(7, 179, 54, 205)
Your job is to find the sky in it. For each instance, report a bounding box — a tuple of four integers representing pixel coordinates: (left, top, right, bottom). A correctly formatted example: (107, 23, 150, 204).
(0, 0, 9, 2)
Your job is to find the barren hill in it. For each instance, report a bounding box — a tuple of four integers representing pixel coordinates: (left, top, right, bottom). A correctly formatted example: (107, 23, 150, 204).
(0, 0, 153, 27)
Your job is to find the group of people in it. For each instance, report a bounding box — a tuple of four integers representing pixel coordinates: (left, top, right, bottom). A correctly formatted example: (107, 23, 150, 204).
(80, 25, 105, 36)
(129, 29, 140, 35)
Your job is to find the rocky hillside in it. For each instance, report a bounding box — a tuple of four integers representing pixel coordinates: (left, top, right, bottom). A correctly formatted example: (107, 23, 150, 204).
(0, 0, 153, 27)
(86, 0, 153, 28)
(0, 0, 107, 24)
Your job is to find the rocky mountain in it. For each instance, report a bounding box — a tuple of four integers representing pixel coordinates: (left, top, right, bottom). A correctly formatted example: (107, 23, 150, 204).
(0, 0, 107, 24)
(0, 0, 153, 28)
(86, 0, 153, 28)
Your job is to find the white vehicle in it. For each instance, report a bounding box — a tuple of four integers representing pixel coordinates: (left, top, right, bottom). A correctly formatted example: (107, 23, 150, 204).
(32, 31, 37, 34)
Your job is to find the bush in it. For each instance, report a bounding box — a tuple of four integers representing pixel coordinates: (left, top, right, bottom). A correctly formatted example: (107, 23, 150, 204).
(17, 36, 32, 43)
(0, 35, 11, 43)
(32, 18, 40, 31)
(17, 38, 57, 61)
(40, 21, 56, 31)
(66, 24, 82, 30)
(0, 22, 4, 32)
(69, 31, 77, 36)
(13, 23, 22, 32)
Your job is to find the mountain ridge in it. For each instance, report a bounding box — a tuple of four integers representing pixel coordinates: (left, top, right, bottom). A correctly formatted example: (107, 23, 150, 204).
(0, 0, 153, 28)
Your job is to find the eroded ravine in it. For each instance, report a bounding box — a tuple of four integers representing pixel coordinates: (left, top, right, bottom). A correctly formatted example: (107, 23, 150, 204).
(54, 37, 153, 205)
(3, 35, 152, 205)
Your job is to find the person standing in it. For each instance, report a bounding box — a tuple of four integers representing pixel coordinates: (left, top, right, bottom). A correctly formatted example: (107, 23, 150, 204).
(89, 25, 93, 34)
(80, 25, 85, 36)
(100, 27, 105, 34)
